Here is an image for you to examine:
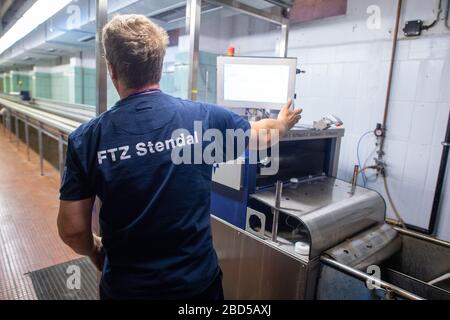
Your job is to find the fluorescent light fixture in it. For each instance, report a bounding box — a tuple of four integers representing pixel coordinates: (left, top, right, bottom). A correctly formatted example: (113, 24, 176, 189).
(0, 0, 72, 55)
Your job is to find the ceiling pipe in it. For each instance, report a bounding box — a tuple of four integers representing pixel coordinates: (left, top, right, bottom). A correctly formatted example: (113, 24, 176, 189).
(376, 0, 406, 229)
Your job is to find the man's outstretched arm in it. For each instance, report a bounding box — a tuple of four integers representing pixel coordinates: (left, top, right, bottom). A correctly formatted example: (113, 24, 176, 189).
(250, 99, 302, 148)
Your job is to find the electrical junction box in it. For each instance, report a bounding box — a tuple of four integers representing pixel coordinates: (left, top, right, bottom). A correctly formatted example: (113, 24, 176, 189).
(403, 20, 423, 37)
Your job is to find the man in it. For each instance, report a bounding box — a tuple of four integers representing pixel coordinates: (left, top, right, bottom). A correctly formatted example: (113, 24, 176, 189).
(57, 14, 301, 300)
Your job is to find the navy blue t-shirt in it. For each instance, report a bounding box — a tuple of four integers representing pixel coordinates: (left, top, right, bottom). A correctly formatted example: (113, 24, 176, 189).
(59, 91, 250, 299)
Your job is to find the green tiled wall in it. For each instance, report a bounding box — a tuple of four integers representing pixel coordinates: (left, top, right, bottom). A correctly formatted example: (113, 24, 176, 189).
(34, 73, 52, 99)
(11, 74, 31, 92)
(1, 52, 217, 106)
(29, 67, 97, 105)
(3, 75, 11, 93)
(51, 72, 72, 103)
(75, 67, 96, 106)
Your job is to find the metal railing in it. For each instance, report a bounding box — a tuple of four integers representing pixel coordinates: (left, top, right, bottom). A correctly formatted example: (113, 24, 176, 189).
(0, 95, 90, 177)
(319, 256, 424, 300)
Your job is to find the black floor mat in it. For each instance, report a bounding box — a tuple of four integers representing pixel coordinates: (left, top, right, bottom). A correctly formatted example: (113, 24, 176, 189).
(27, 258, 98, 300)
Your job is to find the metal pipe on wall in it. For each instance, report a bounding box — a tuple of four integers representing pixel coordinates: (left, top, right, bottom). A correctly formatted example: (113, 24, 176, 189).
(377, 0, 409, 231)
(378, 0, 403, 159)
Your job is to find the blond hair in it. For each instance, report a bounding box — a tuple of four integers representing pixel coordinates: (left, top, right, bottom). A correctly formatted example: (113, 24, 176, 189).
(102, 14, 169, 88)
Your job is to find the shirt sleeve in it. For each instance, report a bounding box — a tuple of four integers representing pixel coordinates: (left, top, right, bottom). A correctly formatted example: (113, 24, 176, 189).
(206, 104, 251, 162)
(59, 135, 95, 201)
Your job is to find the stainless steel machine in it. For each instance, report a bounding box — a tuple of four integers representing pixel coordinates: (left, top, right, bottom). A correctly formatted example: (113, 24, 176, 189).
(210, 125, 450, 299)
(210, 54, 450, 300)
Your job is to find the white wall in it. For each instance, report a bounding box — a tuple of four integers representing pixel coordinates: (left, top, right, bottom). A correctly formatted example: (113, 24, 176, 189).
(224, 0, 450, 240)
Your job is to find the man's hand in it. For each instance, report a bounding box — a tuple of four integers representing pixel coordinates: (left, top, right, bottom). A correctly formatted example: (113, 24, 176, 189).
(250, 99, 303, 149)
(277, 99, 302, 133)
(89, 234, 105, 272)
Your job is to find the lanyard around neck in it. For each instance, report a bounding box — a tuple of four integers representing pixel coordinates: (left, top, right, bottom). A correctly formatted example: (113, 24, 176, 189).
(127, 88, 161, 98)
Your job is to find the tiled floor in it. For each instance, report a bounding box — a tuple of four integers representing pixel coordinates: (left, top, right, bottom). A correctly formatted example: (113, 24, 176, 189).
(0, 126, 80, 300)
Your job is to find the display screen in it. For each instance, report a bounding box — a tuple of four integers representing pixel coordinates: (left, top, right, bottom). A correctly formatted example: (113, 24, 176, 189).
(223, 64, 291, 104)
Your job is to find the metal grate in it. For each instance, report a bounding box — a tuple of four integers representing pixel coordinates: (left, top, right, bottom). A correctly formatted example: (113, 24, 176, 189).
(26, 258, 98, 300)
